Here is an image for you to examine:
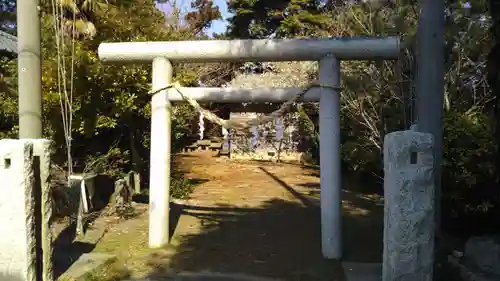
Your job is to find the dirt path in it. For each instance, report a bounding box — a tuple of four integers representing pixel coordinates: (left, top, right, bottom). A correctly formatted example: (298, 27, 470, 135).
(60, 151, 383, 281)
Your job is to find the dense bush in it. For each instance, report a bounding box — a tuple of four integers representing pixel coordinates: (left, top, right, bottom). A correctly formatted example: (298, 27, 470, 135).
(441, 108, 499, 235)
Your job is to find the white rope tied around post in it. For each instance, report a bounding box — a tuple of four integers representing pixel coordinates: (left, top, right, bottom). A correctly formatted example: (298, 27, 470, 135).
(149, 82, 341, 133)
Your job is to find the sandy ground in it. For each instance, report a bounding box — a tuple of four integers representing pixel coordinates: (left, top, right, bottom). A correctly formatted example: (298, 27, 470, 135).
(53, 151, 383, 281)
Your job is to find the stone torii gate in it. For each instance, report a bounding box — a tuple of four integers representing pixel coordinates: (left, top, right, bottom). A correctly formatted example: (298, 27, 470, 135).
(98, 37, 400, 259)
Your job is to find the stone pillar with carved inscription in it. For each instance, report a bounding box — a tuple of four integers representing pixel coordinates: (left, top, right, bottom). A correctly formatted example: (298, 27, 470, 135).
(383, 130, 435, 281)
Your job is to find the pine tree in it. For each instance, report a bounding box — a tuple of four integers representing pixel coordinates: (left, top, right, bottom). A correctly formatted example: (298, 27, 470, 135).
(226, 0, 329, 39)
(185, 0, 222, 35)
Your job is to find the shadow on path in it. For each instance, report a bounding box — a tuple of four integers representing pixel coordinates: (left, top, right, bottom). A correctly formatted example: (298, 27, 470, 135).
(147, 199, 344, 281)
(258, 166, 383, 263)
(52, 222, 97, 279)
(140, 168, 382, 280)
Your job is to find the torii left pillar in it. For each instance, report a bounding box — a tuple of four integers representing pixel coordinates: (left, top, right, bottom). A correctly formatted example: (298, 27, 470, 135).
(148, 57, 173, 248)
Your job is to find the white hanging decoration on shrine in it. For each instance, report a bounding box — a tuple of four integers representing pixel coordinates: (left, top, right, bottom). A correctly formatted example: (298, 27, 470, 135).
(199, 112, 204, 140)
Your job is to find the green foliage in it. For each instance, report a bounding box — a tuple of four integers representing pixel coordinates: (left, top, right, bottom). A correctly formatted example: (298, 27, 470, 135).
(171, 104, 198, 151)
(227, 0, 330, 38)
(0, 0, 216, 199)
(443, 107, 496, 191)
(441, 107, 499, 232)
(296, 103, 320, 163)
(170, 177, 198, 199)
(83, 144, 130, 178)
(0, 56, 17, 138)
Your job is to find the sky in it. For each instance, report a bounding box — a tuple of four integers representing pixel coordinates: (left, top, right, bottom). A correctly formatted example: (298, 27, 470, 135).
(155, 0, 230, 36)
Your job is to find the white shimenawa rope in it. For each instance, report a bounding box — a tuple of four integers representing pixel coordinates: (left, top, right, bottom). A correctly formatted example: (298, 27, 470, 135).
(150, 82, 341, 133)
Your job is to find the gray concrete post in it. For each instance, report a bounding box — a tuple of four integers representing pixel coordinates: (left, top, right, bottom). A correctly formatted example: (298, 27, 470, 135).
(319, 55, 342, 259)
(416, 0, 445, 234)
(383, 130, 435, 281)
(17, 0, 43, 138)
(149, 57, 173, 248)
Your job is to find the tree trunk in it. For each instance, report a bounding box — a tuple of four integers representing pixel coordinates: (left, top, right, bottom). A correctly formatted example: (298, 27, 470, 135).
(129, 129, 143, 194)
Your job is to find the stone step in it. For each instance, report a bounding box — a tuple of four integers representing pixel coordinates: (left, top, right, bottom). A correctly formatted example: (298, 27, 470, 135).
(197, 140, 211, 146)
(210, 142, 222, 149)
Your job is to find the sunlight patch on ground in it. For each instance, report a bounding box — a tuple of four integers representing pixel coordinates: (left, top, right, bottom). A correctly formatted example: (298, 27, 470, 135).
(342, 200, 371, 216)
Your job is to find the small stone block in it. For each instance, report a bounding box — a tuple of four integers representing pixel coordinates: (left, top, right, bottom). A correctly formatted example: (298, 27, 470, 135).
(197, 140, 211, 146)
(210, 142, 222, 149)
(218, 149, 230, 155)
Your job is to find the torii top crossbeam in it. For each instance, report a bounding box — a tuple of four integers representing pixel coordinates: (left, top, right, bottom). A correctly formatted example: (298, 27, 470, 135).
(98, 36, 400, 63)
